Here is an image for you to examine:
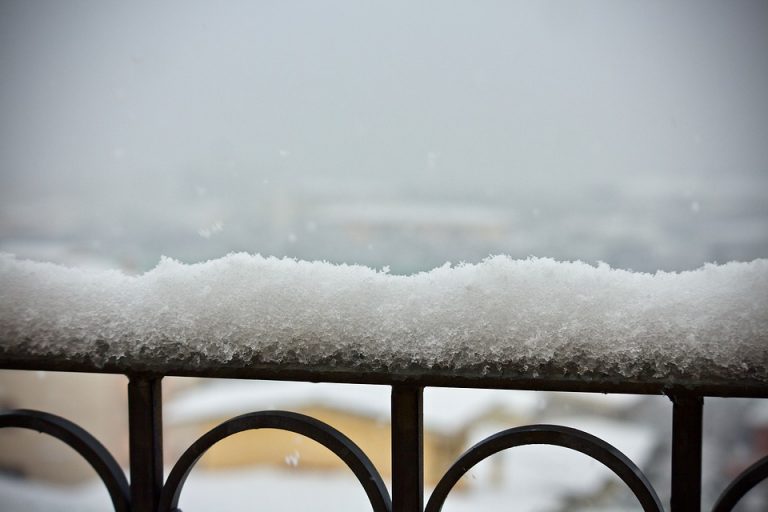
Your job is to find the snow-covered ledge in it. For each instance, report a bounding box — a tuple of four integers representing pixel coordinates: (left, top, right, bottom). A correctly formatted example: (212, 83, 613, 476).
(1, 253, 766, 396)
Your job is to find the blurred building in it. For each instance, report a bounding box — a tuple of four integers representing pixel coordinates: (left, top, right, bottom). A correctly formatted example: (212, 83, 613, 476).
(164, 381, 539, 487)
(0, 371, 196, 484)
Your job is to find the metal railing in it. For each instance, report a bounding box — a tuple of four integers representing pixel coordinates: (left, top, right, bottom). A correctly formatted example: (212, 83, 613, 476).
(1, 362, 767, 512)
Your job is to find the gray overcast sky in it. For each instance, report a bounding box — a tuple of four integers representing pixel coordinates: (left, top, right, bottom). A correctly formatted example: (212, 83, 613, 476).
(0, 1, 767, 271)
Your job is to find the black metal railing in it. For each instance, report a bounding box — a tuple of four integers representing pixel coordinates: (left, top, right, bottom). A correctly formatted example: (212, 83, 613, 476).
(1, 368, 767, 512)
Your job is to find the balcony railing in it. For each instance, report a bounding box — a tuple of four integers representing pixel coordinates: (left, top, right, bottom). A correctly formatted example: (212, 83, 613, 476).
(1, 254, 766, 511)
(1, 353, 767, 512)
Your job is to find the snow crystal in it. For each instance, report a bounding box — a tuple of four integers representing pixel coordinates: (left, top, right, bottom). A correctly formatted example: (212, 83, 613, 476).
(427, 151, 439, 169)
(0, 253, 766, 385)
(284, 450, 300, 467)
(197, 221, 224, 239)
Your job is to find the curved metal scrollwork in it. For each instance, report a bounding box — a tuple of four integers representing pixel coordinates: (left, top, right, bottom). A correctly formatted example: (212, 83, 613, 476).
(158, 410, 392, 512)
(425, 424, 663, 512)
(0, 409, 130, 512)
(712, 455, 768, 512)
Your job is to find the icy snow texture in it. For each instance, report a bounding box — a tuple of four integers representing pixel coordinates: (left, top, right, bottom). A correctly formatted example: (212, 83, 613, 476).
(0, 253, 766, 383)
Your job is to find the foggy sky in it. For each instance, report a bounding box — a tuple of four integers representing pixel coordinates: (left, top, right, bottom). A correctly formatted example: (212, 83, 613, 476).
(1, 1, 767, 272)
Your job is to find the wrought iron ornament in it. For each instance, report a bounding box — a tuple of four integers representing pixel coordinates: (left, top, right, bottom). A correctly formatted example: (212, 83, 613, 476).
(1, 376, 767, 511)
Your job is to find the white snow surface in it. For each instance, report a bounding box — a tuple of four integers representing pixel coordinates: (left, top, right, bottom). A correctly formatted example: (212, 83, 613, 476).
(1, 253, 767, 381)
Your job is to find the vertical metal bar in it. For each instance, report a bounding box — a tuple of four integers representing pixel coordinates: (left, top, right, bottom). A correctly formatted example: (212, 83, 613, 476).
(392, 385, 424, 512)
(670, 392, 703, 512)
(128, 375, 163, 512)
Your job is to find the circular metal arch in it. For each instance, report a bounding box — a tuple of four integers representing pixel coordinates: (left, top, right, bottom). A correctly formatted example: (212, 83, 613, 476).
(158, 410, 392, 512)
(712, 455, 768, 512)
(0, 409, 130, 512)
(425, 424, 663, 512)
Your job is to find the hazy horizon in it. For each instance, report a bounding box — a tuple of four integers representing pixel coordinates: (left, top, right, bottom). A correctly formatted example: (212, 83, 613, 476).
(1, 0, 767, 273)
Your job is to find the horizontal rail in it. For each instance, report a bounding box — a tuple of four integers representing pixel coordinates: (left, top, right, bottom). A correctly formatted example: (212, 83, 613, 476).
(2, 352, 767, 398)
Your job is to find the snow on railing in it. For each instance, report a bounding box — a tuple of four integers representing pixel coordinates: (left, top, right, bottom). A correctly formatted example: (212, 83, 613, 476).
(2, 253, 768, 511)
(1, 253, 766, 395)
